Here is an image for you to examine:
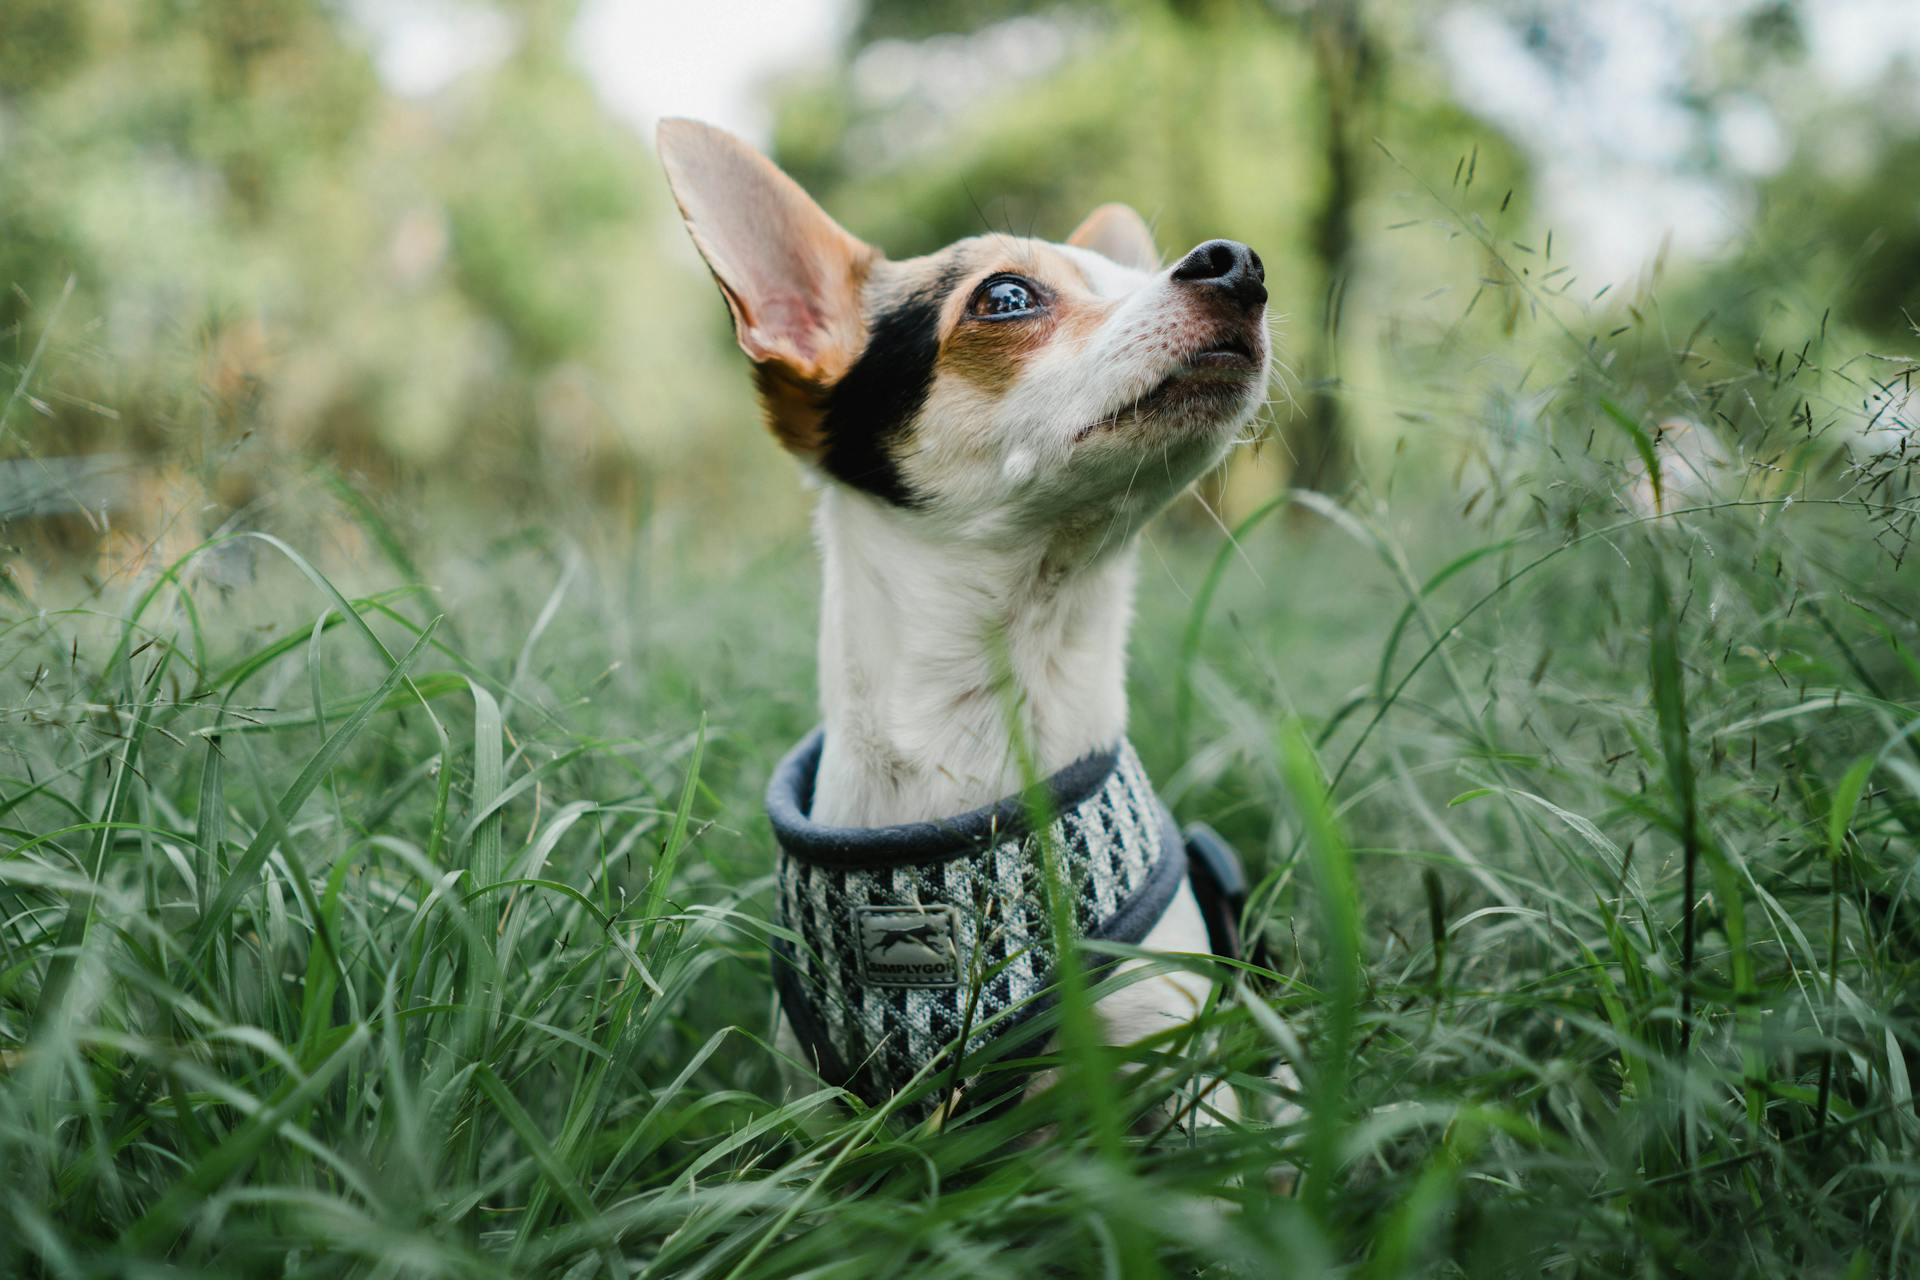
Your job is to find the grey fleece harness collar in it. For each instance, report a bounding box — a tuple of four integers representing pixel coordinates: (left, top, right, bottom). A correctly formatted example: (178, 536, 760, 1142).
(766, 729, 1219, 1116)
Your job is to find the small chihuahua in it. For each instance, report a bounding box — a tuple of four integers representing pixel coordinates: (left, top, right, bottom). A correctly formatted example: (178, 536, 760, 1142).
(658, 120, 1271, 1119)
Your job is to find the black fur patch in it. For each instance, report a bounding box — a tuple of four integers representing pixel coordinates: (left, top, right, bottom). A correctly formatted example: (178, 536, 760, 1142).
(817, 277, 954, 506)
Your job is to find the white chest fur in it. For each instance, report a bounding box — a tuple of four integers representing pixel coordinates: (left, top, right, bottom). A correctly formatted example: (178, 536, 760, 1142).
(807, 487, 1136, 829)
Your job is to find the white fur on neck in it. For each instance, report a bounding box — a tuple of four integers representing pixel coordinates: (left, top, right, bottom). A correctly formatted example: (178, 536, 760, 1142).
(808, 486, 1136, 828)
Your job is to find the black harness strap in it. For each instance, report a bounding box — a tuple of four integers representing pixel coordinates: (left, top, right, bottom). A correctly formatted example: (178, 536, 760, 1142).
(1183, 821, 1250, 964)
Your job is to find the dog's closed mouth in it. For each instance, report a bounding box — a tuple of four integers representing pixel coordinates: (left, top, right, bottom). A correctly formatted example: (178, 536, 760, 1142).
(1073, 339, 1262, 442)
(1185, 336, 1259, 370)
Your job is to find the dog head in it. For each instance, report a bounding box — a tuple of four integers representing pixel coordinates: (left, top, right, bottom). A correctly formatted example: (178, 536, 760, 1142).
(657, 119, 1270, 545)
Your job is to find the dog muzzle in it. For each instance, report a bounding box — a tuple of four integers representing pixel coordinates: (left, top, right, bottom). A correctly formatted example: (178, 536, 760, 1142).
(765, 729, 1248, 1118)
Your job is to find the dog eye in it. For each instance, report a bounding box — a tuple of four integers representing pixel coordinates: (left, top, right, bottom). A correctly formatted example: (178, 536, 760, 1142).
(970, 276, 1039, 319)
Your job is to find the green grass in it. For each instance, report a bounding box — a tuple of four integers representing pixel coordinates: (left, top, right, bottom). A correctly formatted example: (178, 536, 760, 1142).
(4, 240, 1919, 1275)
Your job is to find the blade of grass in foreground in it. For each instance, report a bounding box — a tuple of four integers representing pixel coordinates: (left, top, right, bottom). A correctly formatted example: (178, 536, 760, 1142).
(1818, 751, 1876, 1134)
(641, 714, 704, 960)
(992, 635, 1146, 1274)
(1646, 548, 1699, 1164)
(467, 678, 506, 891)
(1276, 720, 1360, 1228)
(194, 734, 224, 919)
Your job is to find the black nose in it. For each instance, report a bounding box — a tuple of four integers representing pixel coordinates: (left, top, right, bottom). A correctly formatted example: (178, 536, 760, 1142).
(1171, 239, 1267, 309)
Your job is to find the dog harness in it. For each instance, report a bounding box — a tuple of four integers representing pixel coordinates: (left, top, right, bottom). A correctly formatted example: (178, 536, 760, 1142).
(767, 729, 1247, 1116)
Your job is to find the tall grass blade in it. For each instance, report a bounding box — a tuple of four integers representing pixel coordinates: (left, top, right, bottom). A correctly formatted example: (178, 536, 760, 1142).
(1276, 721, 1360, 1225)
(1646, 547, 1699, 1161)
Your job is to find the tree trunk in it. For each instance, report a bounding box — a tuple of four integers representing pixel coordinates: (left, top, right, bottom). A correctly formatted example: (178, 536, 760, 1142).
(1294, 0, 1371, 492)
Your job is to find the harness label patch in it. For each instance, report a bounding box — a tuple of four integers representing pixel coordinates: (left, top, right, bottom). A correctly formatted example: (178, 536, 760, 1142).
(856, 905, 961, 988)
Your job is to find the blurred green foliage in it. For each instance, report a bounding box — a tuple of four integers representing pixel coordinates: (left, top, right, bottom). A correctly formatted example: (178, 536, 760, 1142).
(0, 0, 1913, 562)
(0, 0, 748, 531)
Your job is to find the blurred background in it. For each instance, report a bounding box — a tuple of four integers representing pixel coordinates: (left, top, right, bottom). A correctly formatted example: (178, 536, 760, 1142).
(1, 0, 1915, 589)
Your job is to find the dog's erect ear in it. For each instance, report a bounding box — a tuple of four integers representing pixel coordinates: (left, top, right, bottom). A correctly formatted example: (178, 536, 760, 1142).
(1067, 203, 1159, 272)
(657, 118, 876, 453)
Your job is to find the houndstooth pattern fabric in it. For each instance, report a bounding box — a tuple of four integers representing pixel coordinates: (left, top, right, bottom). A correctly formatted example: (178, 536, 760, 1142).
(770, 738, 1175, 1111)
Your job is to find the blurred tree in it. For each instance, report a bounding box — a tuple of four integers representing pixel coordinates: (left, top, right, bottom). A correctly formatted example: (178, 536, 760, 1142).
(1293, 0, 1376, 491)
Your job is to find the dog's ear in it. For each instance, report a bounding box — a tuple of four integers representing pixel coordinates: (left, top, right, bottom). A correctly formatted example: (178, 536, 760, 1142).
(657, 118, 876, 454)
(1067, 203, 1159, 272)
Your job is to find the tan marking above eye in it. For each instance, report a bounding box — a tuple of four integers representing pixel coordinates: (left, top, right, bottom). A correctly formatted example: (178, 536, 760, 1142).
(1032, 243, 1096, 291)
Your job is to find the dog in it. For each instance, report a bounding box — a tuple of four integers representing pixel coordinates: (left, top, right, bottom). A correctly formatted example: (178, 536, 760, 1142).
(657, 119, 1272, 1122)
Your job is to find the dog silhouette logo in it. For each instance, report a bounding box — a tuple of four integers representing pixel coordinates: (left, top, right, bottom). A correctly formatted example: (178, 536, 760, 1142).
(868, 922, 945, 954)
(856, 906, 960, 988)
